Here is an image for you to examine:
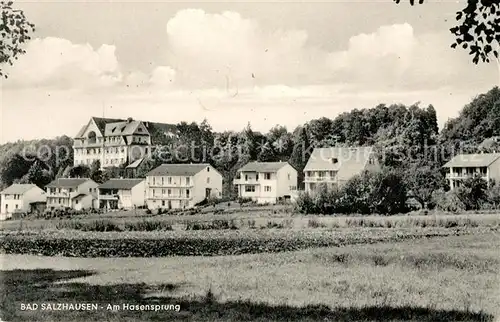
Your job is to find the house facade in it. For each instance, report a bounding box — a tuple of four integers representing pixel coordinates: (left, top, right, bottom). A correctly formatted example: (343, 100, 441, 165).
(45, 178, 99, 210)
(72, 117, 175, 169)
(303, 147, 379, 193)
(146, 163, 222, 209)
(233, 161, 298, 204)
(442, 153, 500, 190)
(145, 164, 223, 210)
(0, 184, 46, 219)
(98, 179, 146, 210)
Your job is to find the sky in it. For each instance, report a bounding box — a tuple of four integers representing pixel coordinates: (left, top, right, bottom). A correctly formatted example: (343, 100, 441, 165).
(0, 0, 498, 143)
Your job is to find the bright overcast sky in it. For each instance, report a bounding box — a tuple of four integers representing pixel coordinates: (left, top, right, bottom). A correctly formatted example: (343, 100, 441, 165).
(0, 0, 497, 143)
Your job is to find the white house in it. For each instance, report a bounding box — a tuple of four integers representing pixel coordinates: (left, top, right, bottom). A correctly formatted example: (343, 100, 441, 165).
(98, 179, 146, 210)
(442, 153, 500, 190)
(45, 178, 99, 210)
(233, 161, 298, 204)
(145, 163, 223, 210)
(303, 146, 379, 193)
(0, 184, 46, 220)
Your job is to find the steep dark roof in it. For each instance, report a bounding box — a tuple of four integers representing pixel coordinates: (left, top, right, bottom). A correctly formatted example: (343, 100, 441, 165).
(45, 178, 92, 188)
(238, 162, 290, 172)
(98, 179, 144, 190)
(146, 164, 211, 177)
(92, 117, 125, 135)
(76, 117, 177, 142)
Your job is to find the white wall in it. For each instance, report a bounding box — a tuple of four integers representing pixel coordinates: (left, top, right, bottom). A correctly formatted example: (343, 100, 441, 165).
(489, 158, 500, 183)
(276, 164, 298, 197)
(193, 165, 223, 205)
(131, 180, 146, 208)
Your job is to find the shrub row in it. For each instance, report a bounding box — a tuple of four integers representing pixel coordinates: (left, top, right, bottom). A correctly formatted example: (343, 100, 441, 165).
(0, 229, 462, 257)
(55, 220, 173, 232)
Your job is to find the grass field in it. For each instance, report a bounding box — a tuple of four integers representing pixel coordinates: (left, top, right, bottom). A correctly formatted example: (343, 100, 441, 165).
(1, 210, 499, 232)
(1, 233, 499, 321)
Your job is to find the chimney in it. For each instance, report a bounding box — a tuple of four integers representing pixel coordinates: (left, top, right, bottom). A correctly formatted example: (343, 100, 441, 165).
(127, 117, 133, 123)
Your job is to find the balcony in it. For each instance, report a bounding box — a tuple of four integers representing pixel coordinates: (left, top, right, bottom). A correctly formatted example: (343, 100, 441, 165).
(99, 194, 119, 200)
(148, 182, 194, 188)
(148, 195, 192, 200)
(304, 176, 337, 183)
(233, 178, 261, 185)
(446, 173, 487, 179)
(47, 191, 77, 199)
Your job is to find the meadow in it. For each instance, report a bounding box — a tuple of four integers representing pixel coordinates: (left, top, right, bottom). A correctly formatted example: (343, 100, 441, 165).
(1, 207, 499, 320)
(1, 233, 499, 321)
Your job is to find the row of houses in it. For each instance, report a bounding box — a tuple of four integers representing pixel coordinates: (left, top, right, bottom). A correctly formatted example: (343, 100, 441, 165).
(2, 144, 500, 218)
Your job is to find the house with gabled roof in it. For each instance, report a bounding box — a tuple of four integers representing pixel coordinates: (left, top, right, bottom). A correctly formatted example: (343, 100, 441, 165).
(0, 184, 46, 219)
(98, 179, 146, 210)
(145, 163, 223, 210)
(303, 146, 379, 193)
(234, 161, 298, 204)
(442, 153, 500, 190)
(73, 117, 176, 169)
(45, 178, 98, 210)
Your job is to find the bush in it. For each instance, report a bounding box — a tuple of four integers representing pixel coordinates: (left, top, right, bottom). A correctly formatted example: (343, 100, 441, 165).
(294, 192, 316, 214)
(124, 220, 173, 231)
(145, 209, 152, 215)
(308, 218, 327, 228)
(0, 229, 459, 257)
(185, 219, 238, 231)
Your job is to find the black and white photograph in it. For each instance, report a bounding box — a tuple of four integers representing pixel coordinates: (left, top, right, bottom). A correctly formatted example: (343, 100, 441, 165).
(0, 0, 500, 321)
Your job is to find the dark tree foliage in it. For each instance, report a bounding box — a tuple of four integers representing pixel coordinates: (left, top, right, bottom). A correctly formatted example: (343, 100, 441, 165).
(395, 0, 500, 64)
(0, 1, 35, 78)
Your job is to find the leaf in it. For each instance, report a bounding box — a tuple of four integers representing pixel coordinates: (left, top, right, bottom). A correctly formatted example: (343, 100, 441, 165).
(451, 43, 458, 49)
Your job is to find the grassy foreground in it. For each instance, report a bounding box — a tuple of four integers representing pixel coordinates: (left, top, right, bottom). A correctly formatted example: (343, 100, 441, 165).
(1, 233, 499, 321)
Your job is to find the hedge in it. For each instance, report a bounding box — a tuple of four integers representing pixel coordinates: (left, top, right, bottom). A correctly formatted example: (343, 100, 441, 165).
(0, 228, 471, 257)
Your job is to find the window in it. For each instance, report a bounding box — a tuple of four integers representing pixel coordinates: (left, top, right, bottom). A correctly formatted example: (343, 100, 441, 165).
(329, 171, 336, 177)
(331, 158, 338, 164)
(15, 204, 18, 209)
(264, 186, 271, 192)
(245, 185, 255, 192)
(207, 177, 210, 184)
(256, 174, 259, 180)
(162, 189, 166, 195)
(168, 177, 172, 184)
(264, 173, 271, 180)
(167, 189, 171, 196)
(162, 177, 164, 185)
(186, 177, 190, 185)
(186, 189, 190, 198)
(207, 167, 210, 172)
(162, 200, 165, 206)
(153, 177, 156, 185)
(287, 174, 291, 180)
(245, 175, 248, 181)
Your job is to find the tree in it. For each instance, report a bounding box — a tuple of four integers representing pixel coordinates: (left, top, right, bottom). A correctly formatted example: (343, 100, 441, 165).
(455, 174, 489, 210)
(257, 141, 277, 162)
(68, 165, 91, 179)
(404, 165, 446, 209)
(0, 1, 36, 78)
(90, 160, 104, 183)
(395, 0, 500, 70)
